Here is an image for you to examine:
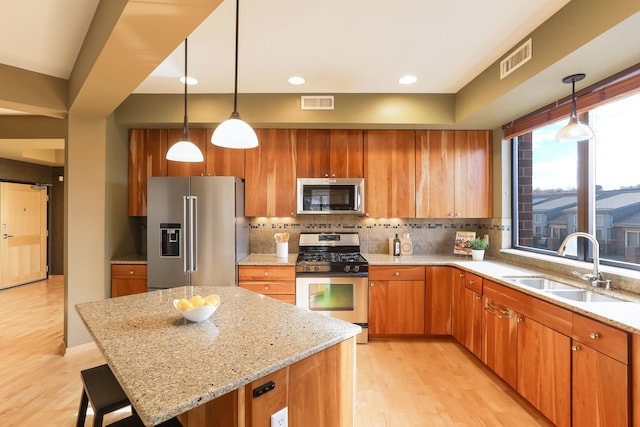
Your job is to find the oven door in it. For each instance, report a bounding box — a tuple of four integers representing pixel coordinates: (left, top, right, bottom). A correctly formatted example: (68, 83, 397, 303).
(296, 275, 368, 342)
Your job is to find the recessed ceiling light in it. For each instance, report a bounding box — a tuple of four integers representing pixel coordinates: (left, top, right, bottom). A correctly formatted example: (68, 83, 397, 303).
(399, 75, 417, 85)
(288, 76, 306, 85)
(179, 76, 199, 85)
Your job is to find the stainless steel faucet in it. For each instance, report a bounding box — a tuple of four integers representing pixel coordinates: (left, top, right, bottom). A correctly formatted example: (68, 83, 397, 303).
(557, 232, 612, 289)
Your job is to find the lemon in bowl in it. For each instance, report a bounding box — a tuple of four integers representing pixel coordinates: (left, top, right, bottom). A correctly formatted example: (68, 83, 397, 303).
(173, 294, 220, 322)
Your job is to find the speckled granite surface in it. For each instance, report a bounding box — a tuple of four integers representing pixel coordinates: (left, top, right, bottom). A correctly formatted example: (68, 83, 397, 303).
(238, 253, 297, 265)
(110, 254, 147, 264)
(75, 286, 360, 427)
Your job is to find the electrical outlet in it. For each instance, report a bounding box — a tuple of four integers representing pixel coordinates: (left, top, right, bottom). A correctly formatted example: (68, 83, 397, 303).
(271, 407, 288, 427)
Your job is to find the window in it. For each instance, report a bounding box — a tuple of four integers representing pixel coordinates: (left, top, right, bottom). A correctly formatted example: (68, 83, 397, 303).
(513, 91, 640, 270)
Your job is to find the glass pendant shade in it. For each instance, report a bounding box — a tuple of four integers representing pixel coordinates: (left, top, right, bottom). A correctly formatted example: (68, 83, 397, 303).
(555, 116, 594, 142)
(555, 73, 594, 143)
(211, 112, 258, 149)
(166, 38, 204, 162)
(211, 0, 258, 149)
(166, 138, 204, 162)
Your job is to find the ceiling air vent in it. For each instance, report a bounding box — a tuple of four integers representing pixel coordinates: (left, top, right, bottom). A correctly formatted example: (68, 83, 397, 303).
(301, 96, 334, 110)
(500, 38, 532, 80)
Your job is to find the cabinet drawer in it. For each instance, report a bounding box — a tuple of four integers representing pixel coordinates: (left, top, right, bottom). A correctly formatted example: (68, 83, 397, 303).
(369, 265, 425, 281)
(240, 281, 295, 295)
(111, 264, 147, 279)
(573, 313, 628, 364)
(239, 266, 295, 281)
(460, 270, 483, 293)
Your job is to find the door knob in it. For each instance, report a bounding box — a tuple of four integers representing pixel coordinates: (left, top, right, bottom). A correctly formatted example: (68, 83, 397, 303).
(1, 234, 14, 239)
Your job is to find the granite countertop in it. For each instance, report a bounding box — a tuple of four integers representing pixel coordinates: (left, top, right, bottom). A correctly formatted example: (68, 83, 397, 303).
(111, 254, 147, 264)
(238, 253, 297, 266)
(241, 252, 640, 334)
(75, 286, 360, 427)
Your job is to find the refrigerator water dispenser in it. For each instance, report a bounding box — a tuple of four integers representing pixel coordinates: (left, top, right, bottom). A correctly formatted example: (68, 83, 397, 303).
(160, 223, 181, 257)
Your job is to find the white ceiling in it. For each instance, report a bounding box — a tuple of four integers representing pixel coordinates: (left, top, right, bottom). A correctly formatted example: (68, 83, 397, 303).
(1, 0, 570, 97)
(2, 0, 638, 167)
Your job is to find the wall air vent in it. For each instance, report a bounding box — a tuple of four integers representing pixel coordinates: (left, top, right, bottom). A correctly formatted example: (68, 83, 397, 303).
(500, 38, 532, 80)
(301, 96, 334, 110)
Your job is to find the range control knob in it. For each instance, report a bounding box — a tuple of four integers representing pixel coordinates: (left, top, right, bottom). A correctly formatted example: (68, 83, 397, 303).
(314, 265, 321, 272)
(353, 265, 360, 273)
(305, 265, 311, 272)
(343, 265, 351, 273)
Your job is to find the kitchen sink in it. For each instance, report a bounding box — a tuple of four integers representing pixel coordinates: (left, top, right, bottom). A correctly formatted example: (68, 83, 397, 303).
(503, 276, 576, 291)
(546, 289, 624, 303)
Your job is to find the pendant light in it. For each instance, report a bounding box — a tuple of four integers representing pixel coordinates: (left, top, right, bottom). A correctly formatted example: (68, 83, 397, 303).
(555, 73, 594, 143)
(211, 0, 258, 149)
(166, 39, 204, 162)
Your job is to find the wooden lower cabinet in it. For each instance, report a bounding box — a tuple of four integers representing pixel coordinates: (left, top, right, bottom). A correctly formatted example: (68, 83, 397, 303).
(111, 264, 147, 297)
(451, 269, 482, 358)
(517, 316, 571, 427)
(369, 266, 425, 336)
(482, 296, 517, 388)
(425, 266, 452, 335)
(238, 265, 296, 304)
(571, 313, 629, 427)
(178, 338, 355, 427)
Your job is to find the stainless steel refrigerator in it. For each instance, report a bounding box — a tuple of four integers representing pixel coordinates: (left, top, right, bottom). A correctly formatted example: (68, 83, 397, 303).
(147, 176, 249, 289)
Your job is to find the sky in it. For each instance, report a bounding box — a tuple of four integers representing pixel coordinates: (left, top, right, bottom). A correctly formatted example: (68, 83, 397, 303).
(531, 91, 640, 192)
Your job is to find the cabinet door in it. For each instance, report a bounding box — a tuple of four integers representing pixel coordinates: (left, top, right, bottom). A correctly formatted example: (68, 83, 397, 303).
(517, 316, 571, 427)
(451, 269, 465, 343)
(369, 279, 425, 335)
(329, 129, 363, 178)
(296, 129, 330, 177)
(128, 129, 168, 216)
(482, 296, 517, 388)
(245, 129, 297, 217)
(364, 130, 415, 218)
(205, 129, 246, 178)
(425, 266, 452, 335)
(416, 130, 455, 218)
(167, 128, 207, 177)
(111, 264, 147, 297)
(463, 288, 483, 359)
(572, 343, 629, 427)
(454, 130, 492, 218)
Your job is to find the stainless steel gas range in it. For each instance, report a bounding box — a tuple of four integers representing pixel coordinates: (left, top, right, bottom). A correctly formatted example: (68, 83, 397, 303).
(295, 232, 369, 343)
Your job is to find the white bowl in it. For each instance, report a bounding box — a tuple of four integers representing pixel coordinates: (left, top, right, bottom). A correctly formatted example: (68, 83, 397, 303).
(173, 295, 220, 322)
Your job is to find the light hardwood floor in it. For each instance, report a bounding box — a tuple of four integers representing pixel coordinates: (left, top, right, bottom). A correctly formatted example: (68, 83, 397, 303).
(0, 277, 551, 426)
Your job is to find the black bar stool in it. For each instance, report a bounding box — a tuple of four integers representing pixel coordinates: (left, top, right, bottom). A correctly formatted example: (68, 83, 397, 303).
(76, 364, 132, 427)
(108, 413, 183, 427)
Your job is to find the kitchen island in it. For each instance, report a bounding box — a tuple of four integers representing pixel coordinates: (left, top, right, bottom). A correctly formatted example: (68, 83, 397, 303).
(76, 286, 360, 427)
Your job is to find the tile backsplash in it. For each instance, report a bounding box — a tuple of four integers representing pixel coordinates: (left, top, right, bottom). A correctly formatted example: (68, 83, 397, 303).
(249, 216, 507, 257)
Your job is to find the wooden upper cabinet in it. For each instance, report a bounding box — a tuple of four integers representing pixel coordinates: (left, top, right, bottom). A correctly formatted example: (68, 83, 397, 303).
(296, 129, 364, 178)
(205, 128, 246, 178)
(416, 130, 492, 218)
(244, 129, 297, 217)
(364, 130, 416, 218)
(454, 130, 492, 218)
(416, 130, 455, 218)
(166, 128, 207, 177)
(128, 129, 168, 216)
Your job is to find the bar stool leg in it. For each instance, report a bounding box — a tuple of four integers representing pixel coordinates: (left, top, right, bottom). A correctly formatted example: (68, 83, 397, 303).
(76, 389, 89, 427)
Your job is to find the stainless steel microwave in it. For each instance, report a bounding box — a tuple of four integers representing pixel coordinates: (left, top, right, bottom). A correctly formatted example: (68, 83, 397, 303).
(296, 178, 365, 215)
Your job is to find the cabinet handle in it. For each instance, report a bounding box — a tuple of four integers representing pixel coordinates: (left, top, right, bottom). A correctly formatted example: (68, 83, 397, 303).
(469, 280, 475, 285)
(484, 301, 512, 318)
(370, 282, 375, 287)
(264, 271, 269, 276)
(264, 285, 269, 290)
(517, 317, 523, 323)
(475, 295, 481, 300)
(449, 212, 455, 217)
(395, 271, 400, 276)
(571, 345, 581, 352)
(129, 270, 134, 275)
(589, 332, 600, 340)
(459, 273, 465, 278)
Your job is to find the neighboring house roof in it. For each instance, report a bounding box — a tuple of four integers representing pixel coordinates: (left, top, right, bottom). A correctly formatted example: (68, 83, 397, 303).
(532, 196, 577, 211)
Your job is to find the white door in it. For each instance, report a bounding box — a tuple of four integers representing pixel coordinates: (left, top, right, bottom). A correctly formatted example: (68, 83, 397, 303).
(0, 182, 48, 288)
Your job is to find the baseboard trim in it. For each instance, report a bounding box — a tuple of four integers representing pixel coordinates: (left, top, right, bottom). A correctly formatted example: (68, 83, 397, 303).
(65, 341, 97, 355)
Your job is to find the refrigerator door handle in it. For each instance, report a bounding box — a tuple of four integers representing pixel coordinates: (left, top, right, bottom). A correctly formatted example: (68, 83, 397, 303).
(183, 195, 189, 273)
(192, 195, 198, 272)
